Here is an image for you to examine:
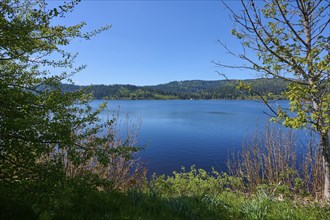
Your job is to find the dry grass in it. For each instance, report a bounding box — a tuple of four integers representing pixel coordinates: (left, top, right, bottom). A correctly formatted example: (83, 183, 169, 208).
(42, 111, 147, 191)
(227, 124, 324, 199)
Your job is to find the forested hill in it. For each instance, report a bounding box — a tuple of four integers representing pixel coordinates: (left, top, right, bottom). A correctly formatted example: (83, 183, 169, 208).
(63, 78, 289, 100)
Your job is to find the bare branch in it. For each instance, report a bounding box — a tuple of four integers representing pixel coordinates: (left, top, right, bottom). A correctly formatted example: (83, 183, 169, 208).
(242, 0, 309, 79)
(274, 0, 308, 48)
(218, 72, 278, 117)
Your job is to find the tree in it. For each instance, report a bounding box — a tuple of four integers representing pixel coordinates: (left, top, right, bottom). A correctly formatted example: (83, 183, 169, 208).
(0, 0, 114, 186)
(216, 0, 330, 199)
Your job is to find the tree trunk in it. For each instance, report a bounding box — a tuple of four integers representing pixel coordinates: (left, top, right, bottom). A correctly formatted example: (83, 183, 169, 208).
(321, 133, 330, 200)
(310, 100, 329, 200)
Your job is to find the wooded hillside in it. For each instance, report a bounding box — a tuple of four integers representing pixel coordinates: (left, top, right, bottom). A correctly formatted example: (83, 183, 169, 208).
(64, 78, 289, 100)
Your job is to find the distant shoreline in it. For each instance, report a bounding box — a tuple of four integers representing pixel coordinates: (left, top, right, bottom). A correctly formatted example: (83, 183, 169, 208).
(62, 78, 288, 100)
(95, 98, 286, 101)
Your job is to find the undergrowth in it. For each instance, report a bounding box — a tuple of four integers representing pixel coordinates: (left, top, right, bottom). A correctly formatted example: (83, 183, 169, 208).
(1, 167, 329, 220)
(1, 124, 329, 219)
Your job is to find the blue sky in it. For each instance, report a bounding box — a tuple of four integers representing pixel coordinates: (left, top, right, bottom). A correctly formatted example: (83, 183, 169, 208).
(54, 0, 255, 86)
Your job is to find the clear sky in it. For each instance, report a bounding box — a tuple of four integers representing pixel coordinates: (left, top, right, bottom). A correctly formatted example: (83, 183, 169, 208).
(53, 0, 255, 86)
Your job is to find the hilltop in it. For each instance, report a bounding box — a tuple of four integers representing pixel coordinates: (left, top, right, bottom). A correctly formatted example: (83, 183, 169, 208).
(62, 78, 289, 100)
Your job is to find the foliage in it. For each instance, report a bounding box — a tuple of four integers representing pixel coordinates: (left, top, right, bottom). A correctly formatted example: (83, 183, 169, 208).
(0, 0, 109, 183)
(2, 166, 329, 219)
(148, 168, 330, 220)
(0, 0, 147, 217)
(1, 0, 329, 218)
(64, 78, 288, 100)
(150, 166, 245, 198)
(64, 112, 147, 191)
(218, 0, 330, 199)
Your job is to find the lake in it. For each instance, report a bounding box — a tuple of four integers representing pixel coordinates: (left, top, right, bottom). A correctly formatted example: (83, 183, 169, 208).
(91, 100, 308, 176)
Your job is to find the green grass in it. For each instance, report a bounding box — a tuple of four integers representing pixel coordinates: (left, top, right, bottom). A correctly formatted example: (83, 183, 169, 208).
(1, 167, 329, 219)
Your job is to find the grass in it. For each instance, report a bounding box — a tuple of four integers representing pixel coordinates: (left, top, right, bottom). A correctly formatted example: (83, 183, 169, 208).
(1, 167, 329, 220)
(1, 124, 328, 219)
(1, 124, 329, 219)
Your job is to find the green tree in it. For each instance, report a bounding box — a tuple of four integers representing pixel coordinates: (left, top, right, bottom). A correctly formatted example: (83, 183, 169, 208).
(0, 0, 112, 186)
(217, 0, 330, 199)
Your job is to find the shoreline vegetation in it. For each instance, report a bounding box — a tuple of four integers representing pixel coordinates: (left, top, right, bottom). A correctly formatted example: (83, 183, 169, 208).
(62, 78, 289, 100)
(2, 125, 330, 219)
(2, 0, 329, 219)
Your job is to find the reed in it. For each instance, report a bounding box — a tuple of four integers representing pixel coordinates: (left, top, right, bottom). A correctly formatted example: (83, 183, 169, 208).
(227, 124, 324, 198)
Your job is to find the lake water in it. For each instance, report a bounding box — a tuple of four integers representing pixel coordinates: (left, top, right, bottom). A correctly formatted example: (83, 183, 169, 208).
(91, 100, 308, 176)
